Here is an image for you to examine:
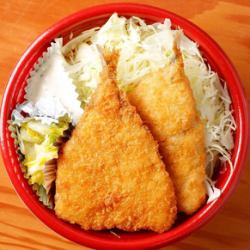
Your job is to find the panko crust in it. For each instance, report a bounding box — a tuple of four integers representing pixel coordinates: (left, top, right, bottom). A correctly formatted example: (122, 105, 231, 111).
(128, 47, 206, 214)
(55, 63, 177, 232)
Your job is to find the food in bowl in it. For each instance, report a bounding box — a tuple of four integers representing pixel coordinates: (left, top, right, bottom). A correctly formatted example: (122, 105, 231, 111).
(8, 13, 236, 232)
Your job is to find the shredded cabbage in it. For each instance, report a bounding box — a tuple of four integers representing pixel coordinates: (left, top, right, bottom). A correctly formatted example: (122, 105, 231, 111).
(64, 44, 105, 108)
(91, 13, 176, 87)
(183, 53, 236, 178)
(91, 13, 128, 50)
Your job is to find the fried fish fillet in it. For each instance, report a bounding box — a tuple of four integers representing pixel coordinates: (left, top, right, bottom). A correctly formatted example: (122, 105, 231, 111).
(127, 47, 206, 214)
(55, 62, 177, 232)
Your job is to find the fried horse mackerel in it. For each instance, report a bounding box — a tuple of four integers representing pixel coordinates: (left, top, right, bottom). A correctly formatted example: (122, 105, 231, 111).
(55, 62, 177, 233)
(128, 47, 206, 214)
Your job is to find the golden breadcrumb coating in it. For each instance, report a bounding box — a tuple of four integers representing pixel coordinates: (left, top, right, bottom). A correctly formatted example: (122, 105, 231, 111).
(128, 47, 206, 214)
(55, 62, 177, 232)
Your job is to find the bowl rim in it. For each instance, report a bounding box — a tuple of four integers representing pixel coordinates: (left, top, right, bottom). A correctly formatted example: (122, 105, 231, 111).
(0, 3, 249, 250)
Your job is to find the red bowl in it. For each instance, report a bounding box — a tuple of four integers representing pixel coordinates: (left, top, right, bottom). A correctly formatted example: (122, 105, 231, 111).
(0, 3, 249, 250)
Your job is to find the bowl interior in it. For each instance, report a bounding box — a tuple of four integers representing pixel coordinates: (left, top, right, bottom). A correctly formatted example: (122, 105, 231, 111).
(0, 4, 248, 250)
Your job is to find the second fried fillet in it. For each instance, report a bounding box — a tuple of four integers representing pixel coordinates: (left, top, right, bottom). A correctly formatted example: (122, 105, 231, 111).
(127, 47, 206, 214)
(55, 62, 176, 232)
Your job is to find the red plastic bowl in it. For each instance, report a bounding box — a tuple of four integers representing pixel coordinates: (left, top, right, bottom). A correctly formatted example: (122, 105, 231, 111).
(0, 3, 249, 250)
